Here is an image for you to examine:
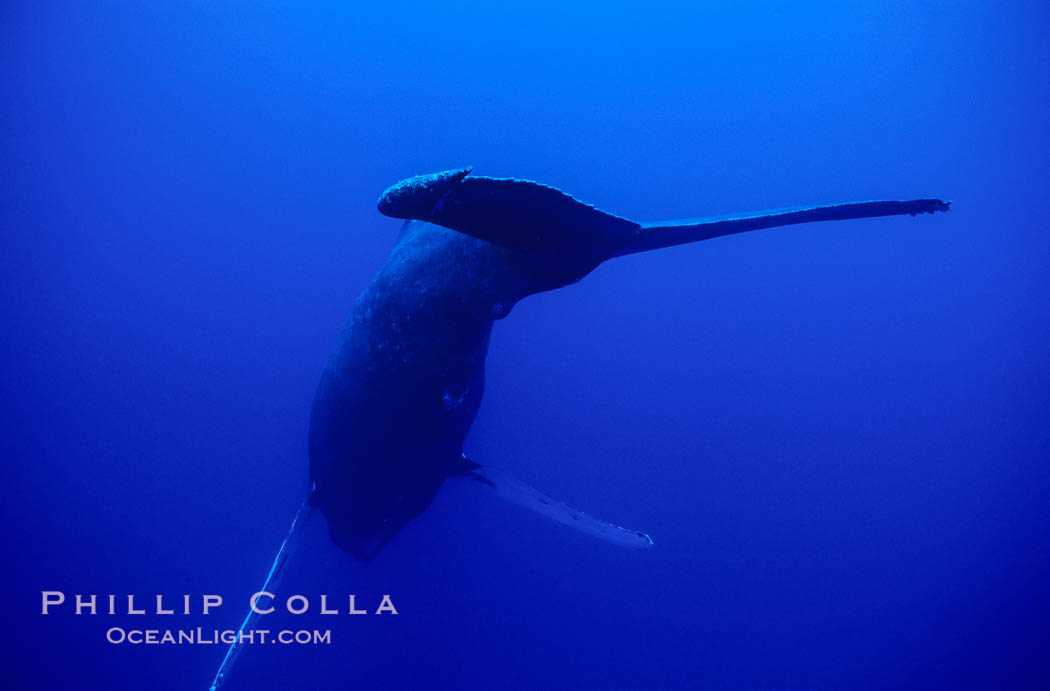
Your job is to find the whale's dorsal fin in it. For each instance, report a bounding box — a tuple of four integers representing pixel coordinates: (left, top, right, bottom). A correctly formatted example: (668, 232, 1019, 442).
(456, 456, 653, 550)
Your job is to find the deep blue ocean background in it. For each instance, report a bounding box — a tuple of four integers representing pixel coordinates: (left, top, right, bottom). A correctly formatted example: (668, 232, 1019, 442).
(3, 2, 1048, 689)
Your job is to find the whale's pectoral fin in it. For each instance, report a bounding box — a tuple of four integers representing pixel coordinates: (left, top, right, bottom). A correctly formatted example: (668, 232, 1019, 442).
(454, 456, 654, 550)
(617, 198, 952, 257)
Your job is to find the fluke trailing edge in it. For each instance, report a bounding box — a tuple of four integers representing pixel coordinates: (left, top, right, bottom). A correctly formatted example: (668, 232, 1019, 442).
(309, 168, 950, 561)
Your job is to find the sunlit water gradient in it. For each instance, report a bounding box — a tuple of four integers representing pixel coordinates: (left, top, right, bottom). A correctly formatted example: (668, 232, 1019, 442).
(3, 2, 1048, 689)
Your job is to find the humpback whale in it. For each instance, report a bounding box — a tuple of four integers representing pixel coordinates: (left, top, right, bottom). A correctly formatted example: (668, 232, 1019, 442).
(209, 169, 948, 689)
(309, 168, 950, 560)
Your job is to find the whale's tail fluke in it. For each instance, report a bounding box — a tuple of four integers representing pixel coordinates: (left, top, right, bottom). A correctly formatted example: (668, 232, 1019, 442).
(615, 198, 952, 257)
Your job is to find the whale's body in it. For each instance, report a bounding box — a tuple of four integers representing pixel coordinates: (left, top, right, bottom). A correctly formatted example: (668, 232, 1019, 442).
(213, 172, 950, 688)
(308, 169, 950, 560)
(309, 221, 535, 559)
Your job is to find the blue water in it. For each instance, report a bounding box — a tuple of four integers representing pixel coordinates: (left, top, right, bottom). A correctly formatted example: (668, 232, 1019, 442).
(3, 2, 1048, 689)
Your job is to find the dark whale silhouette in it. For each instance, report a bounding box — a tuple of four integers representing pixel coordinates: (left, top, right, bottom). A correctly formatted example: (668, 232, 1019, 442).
(308, 167, 950, 560)
(209, 169, 949, 689)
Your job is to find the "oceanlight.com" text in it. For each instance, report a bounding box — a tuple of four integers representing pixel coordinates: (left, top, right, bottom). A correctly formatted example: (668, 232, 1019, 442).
(105, 627, 331, 645)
